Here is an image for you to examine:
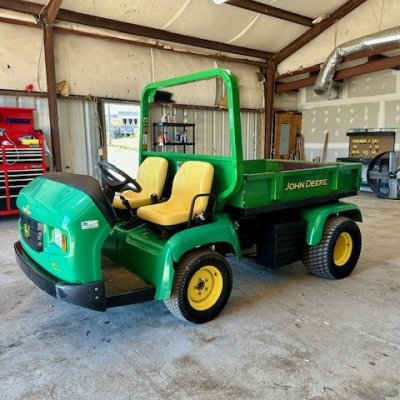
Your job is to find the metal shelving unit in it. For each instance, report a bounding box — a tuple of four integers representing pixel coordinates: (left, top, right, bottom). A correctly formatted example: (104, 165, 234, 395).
(152, 122, 195, 154)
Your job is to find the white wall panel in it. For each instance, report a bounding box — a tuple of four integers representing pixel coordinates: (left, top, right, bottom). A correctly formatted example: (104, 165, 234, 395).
(278, 28, 336, 74)
(0, 23, 45, 92)
(151, 50, 216, 106)
(215, 61, 264, 109)
(297, 69, 400, 162)
(278, 0, 400, 74)
(55, 34, 153, 101)
(59, 0, 189, 28)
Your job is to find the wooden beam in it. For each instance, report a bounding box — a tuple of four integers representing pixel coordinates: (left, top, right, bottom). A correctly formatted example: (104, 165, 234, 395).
(263, 62, 275, 158)
(40, 0, 63, 25)
(53, 26, 266, 67)
(335, 54, 400, 80)
(43, 24, 62, 171)
(0, 0, 42, 14)
(0, 0, 273, 59)
(275, 54, 400, 92)
(367, 54, 400, 69)
(276, 43, 400, 80)
(0, 12, 264, 67)
(275, 75, 317, 93)
(57, 8, 273, 59)
(225, 0, 313, 27)
(344, 43, 400, 62)
(0, 15, 39, 28)
(274, 0, 368, 64)
(276, 64, 321, 80)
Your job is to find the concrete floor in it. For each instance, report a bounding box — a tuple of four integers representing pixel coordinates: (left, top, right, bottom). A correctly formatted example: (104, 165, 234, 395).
(1, 192, 399, 400)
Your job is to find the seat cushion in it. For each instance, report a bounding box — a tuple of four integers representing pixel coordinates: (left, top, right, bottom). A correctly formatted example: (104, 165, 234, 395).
(137, 161, 214, 226)
(112, 157, 168, 210)
(113, 191, 155, 209)
(136, 201, 191, 226)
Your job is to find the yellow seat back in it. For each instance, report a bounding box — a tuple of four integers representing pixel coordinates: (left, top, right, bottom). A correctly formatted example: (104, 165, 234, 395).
(137, 161, 214, 226)
(112, 157, 168, 209)
(136, 157, 168, 197)
(170, 161, 214, 213)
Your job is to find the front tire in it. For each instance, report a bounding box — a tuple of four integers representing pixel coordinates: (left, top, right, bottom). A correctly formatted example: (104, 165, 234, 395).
(164, 249, 233, 323)
(303, 216, 361, 279)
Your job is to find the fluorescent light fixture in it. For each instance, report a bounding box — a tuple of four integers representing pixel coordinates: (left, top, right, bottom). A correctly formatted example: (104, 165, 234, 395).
(213, 0, 228, 4)
(365, 34, 400, 46)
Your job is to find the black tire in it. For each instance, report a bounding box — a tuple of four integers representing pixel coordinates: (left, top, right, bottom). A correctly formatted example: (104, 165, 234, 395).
(164, 249, 233, 323)
(302, 216, 361, 279)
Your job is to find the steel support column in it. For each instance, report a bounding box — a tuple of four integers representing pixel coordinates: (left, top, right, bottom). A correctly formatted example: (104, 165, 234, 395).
(43, 24, 62, 171)
(263, 62, 276, 158)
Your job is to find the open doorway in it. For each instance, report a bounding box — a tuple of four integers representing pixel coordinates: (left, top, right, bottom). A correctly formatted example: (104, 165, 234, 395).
(103, 101, 140, 177)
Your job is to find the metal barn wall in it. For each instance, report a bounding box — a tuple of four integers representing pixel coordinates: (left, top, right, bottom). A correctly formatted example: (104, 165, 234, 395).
(0, 95, 100, 176)
(0, 95, 261, 179)
(151, 106, 262, 160)
(57, 100, 100, 176)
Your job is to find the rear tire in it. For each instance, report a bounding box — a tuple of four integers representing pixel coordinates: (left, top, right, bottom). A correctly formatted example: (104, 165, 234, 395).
(303, 216, 361, 279)
(164, 249, 233, 323)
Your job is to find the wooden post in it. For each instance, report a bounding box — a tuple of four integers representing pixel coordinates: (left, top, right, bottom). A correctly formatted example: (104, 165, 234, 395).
(43, 24, 62, 171)
(264, 62, 276, 159)
(41, 0, 63, 171)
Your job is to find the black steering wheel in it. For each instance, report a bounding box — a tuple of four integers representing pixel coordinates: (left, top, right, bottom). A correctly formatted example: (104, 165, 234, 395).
(98, 160, 142, 193)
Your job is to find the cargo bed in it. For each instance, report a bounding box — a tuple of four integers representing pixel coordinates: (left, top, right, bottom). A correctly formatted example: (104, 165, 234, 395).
(227, 159, 362, 213)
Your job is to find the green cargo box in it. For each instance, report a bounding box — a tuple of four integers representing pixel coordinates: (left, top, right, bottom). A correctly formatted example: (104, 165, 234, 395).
(228, 159, 362, 213)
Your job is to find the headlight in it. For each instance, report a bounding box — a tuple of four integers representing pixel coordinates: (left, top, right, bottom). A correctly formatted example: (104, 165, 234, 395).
(54, 228, 68, 252)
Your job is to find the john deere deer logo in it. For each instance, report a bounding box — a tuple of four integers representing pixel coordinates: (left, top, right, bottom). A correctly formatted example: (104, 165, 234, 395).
(22, 204, 32, 215)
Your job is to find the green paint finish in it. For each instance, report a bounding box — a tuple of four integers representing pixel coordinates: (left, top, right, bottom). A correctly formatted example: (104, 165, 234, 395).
(139, 69, 244, 212)
(102, 214, 240, 299)
(228, 160, 361, 209)
(300, 202, 363, 245)
(14, 68, 364, 311)
(17, 177, 113, 283)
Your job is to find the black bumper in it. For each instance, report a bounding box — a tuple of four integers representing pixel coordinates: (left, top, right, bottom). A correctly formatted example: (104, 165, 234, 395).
(14, 241, 107, 311)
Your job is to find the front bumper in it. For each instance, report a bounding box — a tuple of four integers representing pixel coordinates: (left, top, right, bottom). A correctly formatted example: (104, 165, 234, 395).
(14, 241, 107, 311)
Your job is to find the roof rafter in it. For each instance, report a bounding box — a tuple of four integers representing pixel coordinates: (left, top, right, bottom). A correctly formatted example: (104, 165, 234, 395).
(274, 0, 368, 64)
(40, 0, 63, 25)
(224, 0, 313, 27)
(0, 0, 273, 60)
(275, 53, 400, 92)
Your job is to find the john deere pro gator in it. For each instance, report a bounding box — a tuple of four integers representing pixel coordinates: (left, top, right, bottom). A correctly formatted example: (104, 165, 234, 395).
(15, 69, 362, 323)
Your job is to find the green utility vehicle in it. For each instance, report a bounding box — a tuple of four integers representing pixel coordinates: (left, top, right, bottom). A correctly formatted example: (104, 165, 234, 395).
(15, 69, 362, 323)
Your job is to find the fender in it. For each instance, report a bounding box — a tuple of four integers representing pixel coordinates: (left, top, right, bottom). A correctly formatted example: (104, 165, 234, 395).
(300, 202, 362, 245)
(169, 213, 241, 263)
(158, 213, 241, 299)
(105, 213, 241, 301)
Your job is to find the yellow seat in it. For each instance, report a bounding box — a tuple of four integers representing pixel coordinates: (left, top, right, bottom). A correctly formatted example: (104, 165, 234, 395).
(112, 157, 168, 210)
(137, 161, 214, 227)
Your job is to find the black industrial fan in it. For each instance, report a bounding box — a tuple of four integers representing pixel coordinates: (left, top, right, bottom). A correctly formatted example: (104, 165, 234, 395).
(367, 151, 400, 199)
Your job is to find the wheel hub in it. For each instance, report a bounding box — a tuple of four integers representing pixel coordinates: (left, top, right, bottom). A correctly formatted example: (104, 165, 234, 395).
(188, 266, 223, 311)
(333, 232, 353, 267)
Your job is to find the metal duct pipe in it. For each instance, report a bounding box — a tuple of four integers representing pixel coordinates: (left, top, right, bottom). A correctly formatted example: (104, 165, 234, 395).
(314, 26, 400, 96)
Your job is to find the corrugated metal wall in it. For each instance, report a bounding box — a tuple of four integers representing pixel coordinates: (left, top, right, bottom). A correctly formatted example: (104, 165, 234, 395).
(0, 95, 100, 175)
(1, 95, 261, 178)
(57, 99, 100, 175)
(151, 106, 261, 160)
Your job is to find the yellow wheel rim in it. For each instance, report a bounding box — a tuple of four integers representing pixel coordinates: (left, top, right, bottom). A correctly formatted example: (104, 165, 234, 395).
(188, 266, 223, 311)
(333, 232, 353, 267)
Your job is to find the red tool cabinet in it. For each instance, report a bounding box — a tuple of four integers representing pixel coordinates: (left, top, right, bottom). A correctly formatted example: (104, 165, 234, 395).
(0, 107, 47, 216)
